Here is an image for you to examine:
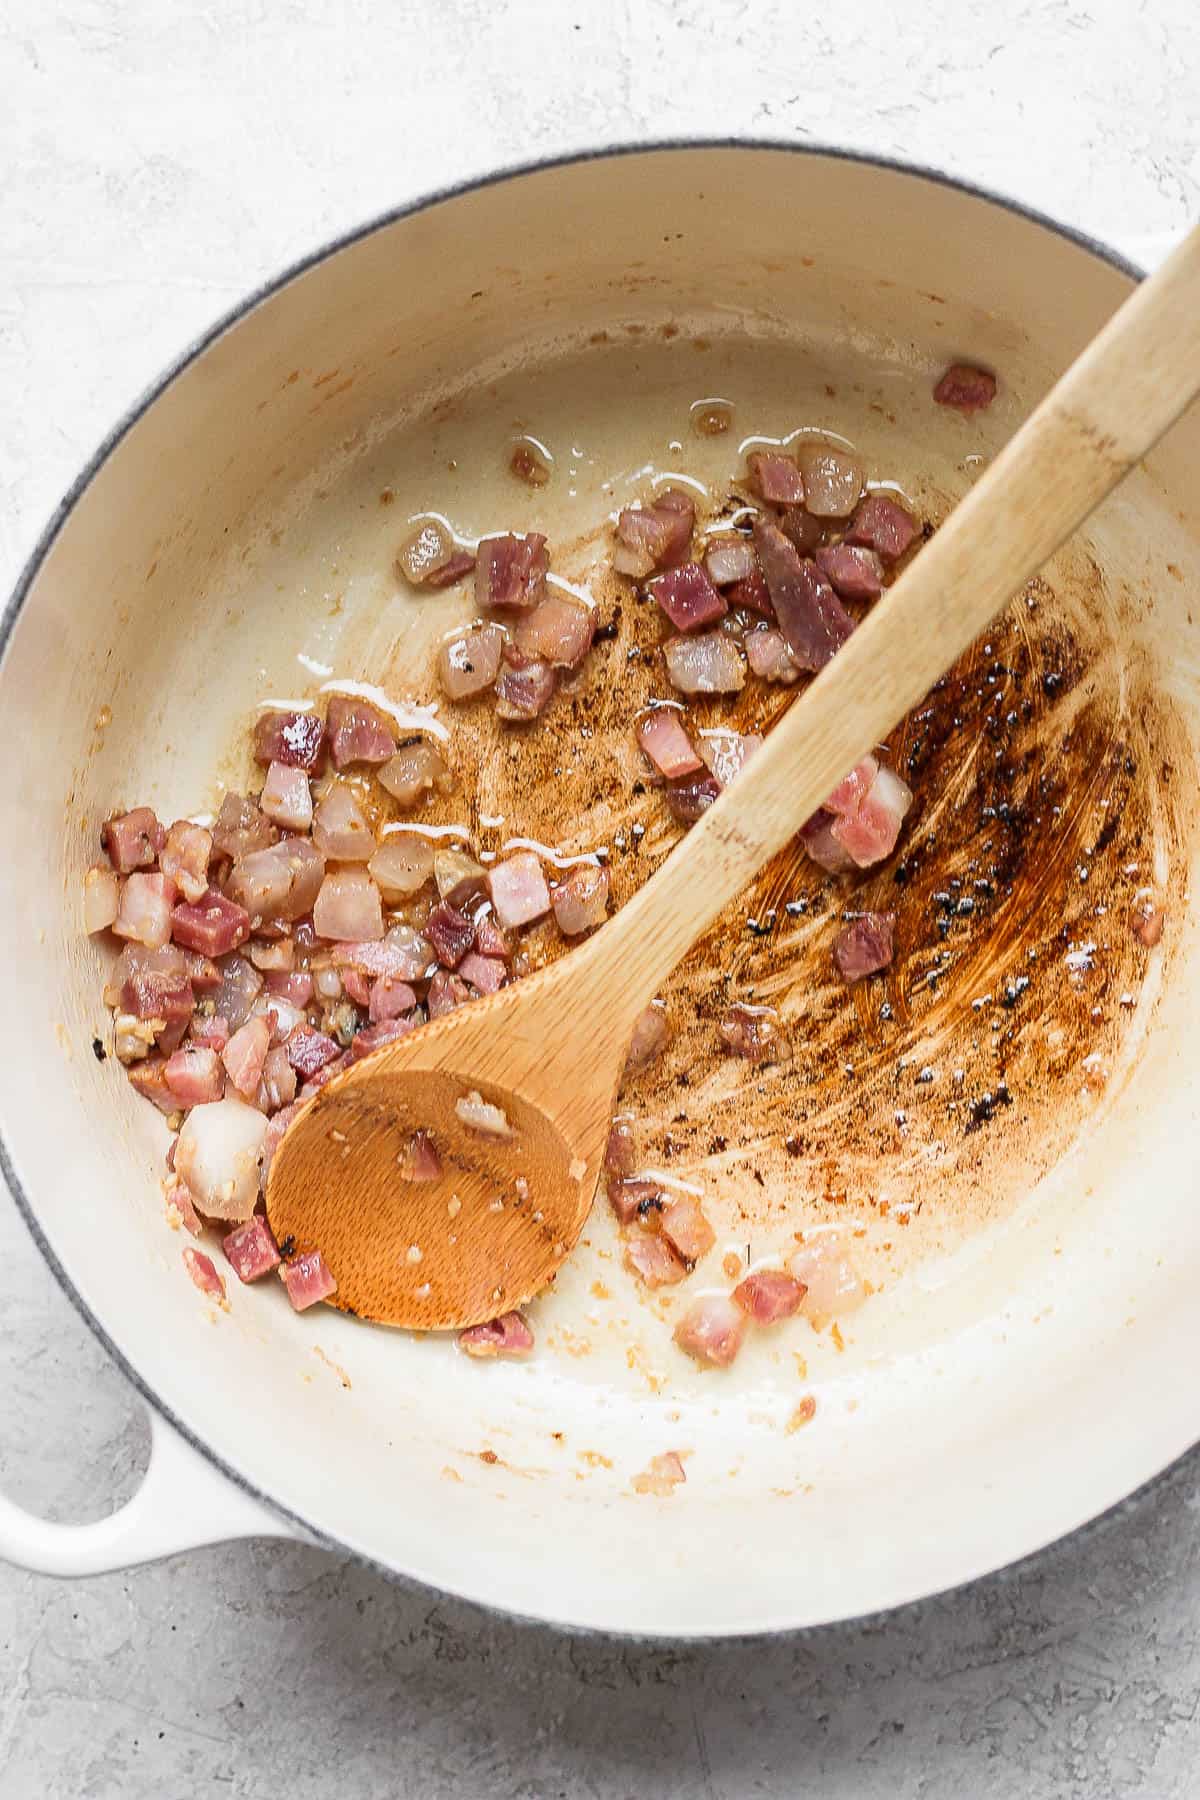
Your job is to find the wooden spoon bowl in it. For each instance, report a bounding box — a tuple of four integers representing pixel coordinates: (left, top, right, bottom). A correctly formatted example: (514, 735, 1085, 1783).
(266, 952, 618, 1328)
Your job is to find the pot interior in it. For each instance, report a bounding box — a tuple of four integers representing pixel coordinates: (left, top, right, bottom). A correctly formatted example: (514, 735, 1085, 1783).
(4, 147, 1200, 1634)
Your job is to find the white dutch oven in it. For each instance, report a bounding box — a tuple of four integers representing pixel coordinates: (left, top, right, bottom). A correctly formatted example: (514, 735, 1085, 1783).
(2, 144, 1198, 1637)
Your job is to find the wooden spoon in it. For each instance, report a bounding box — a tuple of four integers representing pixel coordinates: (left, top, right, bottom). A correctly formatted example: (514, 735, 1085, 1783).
(267, 222, 1200, 1329)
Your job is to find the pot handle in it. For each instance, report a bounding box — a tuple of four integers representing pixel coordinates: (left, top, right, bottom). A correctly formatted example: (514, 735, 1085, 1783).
(0, 1406, 303, 1576)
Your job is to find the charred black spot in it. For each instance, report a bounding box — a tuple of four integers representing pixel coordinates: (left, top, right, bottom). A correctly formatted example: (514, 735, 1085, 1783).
(1091, 812, 1120, 856)
(964, 1083, 1013, 1134)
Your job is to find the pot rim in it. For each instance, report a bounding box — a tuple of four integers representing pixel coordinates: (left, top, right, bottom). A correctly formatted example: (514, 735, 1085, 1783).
(0, 134, 1163, 1641)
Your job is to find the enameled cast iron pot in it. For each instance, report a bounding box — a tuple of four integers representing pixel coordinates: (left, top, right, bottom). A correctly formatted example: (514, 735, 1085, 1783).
(2, 144, 1197, 1637)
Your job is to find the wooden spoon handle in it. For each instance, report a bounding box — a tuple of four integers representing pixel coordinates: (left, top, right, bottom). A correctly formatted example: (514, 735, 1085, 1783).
(573, 219, 1200, 1008)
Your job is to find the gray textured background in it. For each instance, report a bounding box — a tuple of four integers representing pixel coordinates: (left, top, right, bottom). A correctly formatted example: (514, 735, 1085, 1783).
(3, 2, 1200, 1794)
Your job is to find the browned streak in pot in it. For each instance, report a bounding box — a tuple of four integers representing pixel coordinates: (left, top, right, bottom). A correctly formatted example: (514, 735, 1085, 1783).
(375, 506, 1183, 1290)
